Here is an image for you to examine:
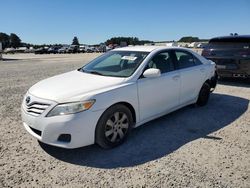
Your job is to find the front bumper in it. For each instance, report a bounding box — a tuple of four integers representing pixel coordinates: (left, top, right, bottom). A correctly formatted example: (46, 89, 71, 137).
(21, 95, 104, 148)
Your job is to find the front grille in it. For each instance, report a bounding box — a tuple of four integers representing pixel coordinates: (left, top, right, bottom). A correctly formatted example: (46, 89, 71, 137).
(24, 102, 50, 116)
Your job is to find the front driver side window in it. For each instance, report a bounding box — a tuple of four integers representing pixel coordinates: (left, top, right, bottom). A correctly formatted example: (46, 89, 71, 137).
(148, 52, 175, 74)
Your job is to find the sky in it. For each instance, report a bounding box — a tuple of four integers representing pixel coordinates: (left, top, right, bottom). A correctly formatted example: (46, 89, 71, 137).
(1, 0, 250, 45)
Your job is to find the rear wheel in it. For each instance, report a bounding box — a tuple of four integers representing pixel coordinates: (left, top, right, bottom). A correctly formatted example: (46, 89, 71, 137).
(210, 73, 218, 92)
(196, 83, 211, 106)
(95, 104, 133, 149)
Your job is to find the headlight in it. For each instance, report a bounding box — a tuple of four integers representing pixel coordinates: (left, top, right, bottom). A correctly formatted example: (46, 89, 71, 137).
(46, 100, 95, 117)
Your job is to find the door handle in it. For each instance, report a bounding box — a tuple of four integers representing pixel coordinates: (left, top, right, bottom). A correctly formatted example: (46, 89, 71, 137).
(172, 75, 180, 80)
(200, 68, 205, 72)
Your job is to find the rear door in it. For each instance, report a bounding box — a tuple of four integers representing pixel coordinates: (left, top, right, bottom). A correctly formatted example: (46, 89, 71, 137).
(173, 50, 206, 105)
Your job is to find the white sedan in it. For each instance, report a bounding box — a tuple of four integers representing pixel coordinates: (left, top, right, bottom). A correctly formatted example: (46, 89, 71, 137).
(21, 46, 217, 149)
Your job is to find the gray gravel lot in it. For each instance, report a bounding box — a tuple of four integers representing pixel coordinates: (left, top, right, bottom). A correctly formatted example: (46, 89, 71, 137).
(0, 53, 249, 188)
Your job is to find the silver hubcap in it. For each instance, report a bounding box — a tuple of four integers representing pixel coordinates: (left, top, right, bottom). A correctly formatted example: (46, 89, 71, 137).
(105, 112, 129, 143)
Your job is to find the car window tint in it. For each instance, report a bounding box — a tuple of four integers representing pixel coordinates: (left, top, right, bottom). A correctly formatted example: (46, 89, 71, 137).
(148, 52, 175, 73)
(120, 53, 144, 69)
(194, 56, 202, 65)
(175, 51, 195, 69)
(94, 54, 121, 68)
(82, 51, 149, 77)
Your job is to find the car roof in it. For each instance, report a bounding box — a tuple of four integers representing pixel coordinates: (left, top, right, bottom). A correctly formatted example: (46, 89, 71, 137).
(209, 35, 250, 43)
(112, 46, 187, 52)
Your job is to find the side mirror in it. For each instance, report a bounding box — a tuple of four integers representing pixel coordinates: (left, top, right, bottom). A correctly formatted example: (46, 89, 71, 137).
(143, 68, 161, 78)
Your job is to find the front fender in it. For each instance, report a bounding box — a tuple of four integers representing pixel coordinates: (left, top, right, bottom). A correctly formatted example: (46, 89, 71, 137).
(89, 82, 139, 122)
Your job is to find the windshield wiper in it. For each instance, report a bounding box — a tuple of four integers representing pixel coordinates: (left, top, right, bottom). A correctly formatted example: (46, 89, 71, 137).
(79, 68, 104, 76)
(88, 71, 103, 76)
(77, 68, 84, 72)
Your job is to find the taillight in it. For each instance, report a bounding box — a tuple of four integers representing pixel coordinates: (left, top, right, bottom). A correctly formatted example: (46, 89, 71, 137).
(202, 49, 211, 56)
(239, 50, 250, 57)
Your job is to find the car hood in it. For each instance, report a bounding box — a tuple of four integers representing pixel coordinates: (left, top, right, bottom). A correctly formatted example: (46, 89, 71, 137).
(29, 70, 125, 103)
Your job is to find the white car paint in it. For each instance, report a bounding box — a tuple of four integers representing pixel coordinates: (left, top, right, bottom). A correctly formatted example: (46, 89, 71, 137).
(21, 46, 216, 148)
(29, 70, 126, 103)
(137, 69, 181, 121)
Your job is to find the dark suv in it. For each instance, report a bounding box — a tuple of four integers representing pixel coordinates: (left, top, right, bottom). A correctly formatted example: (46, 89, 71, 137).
(202, 35, 250, 79)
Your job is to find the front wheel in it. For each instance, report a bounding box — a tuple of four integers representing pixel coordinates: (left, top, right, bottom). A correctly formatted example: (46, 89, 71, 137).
(95, 104, 133, 149)
(196, 83, 211, 106)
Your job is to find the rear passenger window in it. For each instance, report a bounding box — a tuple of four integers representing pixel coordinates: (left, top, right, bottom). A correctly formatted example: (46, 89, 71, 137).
(194, 56, 202, 65)
(175, 51, 195, 69)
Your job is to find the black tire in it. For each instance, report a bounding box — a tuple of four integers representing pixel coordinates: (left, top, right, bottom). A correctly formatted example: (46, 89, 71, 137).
(95, 104, 133, 149)
(210, 73, 218, 92)
(196, 83, 211, 106)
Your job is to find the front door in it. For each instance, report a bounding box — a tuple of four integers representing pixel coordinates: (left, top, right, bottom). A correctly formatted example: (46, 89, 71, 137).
(137, 51, 180, 122)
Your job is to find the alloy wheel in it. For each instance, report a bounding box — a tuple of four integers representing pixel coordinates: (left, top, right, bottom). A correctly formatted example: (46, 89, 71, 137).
(104, 112, 129, 143)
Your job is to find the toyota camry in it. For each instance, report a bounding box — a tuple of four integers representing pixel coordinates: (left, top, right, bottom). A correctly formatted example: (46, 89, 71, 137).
(21, 46, 217, 149)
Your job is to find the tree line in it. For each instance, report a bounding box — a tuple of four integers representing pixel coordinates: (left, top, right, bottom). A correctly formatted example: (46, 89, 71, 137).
(0, 32, 22, 49)
(0, 33, 81, 50)
(0, 32, 212, 50)
(178, 36, 209, 43)
(0, 34, 154, 49)
(105, 37, 153, 46)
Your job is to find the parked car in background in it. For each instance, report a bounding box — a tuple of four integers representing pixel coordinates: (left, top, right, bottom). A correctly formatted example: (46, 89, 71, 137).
(92, 47, 101, 53)
(24, 47, 35, 53)
(66, 45, 79, 53)
(58, 46, 68, 54)
(34, 47, 49, 54)
(202, 35, 250, 79)
(78, 46, 86, 53)
(197, 43, 207, 48)
(4, 47, 15, 54)
(15, 47, 28, 53)
(47, 46, 60, 54)
(21, 46, 217, 149)
(85, 46, 94, 53)
(98, 44, 107, 53)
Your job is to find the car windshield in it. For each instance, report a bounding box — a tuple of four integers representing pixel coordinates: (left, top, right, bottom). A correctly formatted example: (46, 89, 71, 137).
(80, 51, 149, 77)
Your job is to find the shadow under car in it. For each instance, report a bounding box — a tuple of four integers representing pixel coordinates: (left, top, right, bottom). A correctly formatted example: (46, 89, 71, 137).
(218, 78, 250, 88)
(40, 93, 249, 169)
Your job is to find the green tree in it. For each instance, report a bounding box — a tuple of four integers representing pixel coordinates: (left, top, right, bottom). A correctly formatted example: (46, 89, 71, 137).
(0, 32, 10, 49)
(72, 36, 79, 45)
(9, 33, 21, 48)
(105, 37, 152, 46)
(179, 36, 200, 43)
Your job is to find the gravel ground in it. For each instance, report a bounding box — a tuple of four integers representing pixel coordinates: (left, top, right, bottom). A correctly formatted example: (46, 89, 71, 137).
(0, 53, 249, 188)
